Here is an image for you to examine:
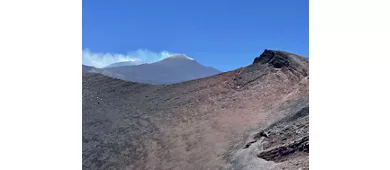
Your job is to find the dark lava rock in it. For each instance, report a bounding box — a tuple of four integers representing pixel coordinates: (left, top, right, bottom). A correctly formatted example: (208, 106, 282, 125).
(253, 49, 309, 77)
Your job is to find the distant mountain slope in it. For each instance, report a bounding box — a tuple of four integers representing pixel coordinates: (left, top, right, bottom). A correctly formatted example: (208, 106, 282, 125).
(104, 61, 136, 68)
(89, 54, 222, 84)
(82, 65, 94, 72)
(83, 49, 309, 170)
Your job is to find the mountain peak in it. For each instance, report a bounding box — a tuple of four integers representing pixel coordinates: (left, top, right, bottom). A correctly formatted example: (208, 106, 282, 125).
(165, 54, 194, 61)
(253, 50, 288, 67)
(253, 49, 306, 66)
(253, 49, 309, 76)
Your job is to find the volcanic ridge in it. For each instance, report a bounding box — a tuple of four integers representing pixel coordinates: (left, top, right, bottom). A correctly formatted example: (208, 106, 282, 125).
(82, 49, 309, 170)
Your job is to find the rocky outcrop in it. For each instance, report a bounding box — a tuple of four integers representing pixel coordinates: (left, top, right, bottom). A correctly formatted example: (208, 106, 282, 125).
(258, 136, 309, 162)
(237, 106, 309, 170)
(253, 49, 309, 77)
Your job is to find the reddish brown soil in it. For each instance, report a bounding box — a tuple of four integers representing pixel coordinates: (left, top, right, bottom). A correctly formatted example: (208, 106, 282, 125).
(82, 49, 309, 170)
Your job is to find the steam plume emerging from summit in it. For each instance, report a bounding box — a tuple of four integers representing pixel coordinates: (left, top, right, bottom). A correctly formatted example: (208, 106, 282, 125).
(82, 49, 183, 68)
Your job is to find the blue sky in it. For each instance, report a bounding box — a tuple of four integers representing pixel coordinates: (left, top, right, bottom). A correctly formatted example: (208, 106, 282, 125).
(83, 0, 308, 71)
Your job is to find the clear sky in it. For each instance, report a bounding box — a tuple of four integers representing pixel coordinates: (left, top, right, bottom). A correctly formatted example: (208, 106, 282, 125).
(83, 0, 308, 71)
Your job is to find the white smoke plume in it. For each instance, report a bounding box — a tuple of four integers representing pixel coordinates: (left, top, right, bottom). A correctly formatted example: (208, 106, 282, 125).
(82, 48, 180, 68)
